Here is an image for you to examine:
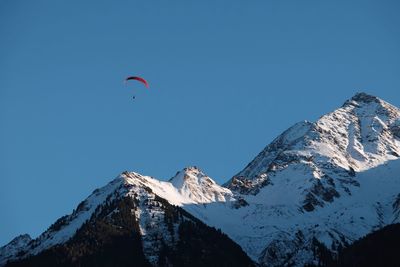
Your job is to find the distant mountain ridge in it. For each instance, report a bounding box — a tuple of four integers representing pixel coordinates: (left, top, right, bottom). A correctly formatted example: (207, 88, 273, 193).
(1, 92, 399, 266)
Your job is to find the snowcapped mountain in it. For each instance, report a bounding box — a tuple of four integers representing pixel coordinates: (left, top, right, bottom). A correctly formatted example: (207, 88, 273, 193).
(169, 167, 234, 204)
(0, 235, 31, 265)
(220, 92, 400, 265)
(228, 92, 400, 195)
(1, 92, 399, 267)
(0, 170, 252, 266)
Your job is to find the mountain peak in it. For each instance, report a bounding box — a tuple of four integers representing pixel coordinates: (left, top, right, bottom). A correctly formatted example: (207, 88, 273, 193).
(7, 235, 31, 246)
(169, 166, 234, 203)
(181, 166, 204, 176)
(228, 93, 400, 197)
(342, 92, 399, 116)
(0, 234, 32, 265)
(169, 166, 212, 187)
(350, 92, 380, 103)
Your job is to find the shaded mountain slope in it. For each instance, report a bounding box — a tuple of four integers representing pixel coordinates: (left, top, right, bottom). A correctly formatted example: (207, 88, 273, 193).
(335, 223, 400, 267)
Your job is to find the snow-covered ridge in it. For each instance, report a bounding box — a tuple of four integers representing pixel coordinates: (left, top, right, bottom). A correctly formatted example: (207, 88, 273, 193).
(0, 235, 31, 265)
(0, 167, 235, 266)
(123, 167, 234, 206)
(2, 92, 400, 267)
(315, 92, 400, 171)
(227, 92, 400, 195)
(168, 166, 234, 203)
(0, 177, 126, 266)
(216, 92, 400, 265)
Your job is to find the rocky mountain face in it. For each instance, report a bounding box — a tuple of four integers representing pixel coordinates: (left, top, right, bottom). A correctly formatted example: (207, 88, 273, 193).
(1, 92, 399, 267)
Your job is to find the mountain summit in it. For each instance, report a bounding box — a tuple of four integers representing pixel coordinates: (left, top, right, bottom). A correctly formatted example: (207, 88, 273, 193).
(220, 92, 400, 265)
(1, 93, 399, 267)
(228, 92, 400, 196)
(169, 166, 234, 203)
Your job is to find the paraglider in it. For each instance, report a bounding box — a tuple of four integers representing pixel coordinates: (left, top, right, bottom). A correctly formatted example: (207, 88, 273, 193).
(125, 76, 149, 100)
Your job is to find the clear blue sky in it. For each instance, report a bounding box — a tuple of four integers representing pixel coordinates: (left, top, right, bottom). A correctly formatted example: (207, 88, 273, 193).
(1, 0, 399, 246)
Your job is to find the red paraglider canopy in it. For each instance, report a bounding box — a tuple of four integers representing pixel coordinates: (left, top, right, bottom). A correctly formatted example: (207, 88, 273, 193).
(125, 76, 149, 88)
